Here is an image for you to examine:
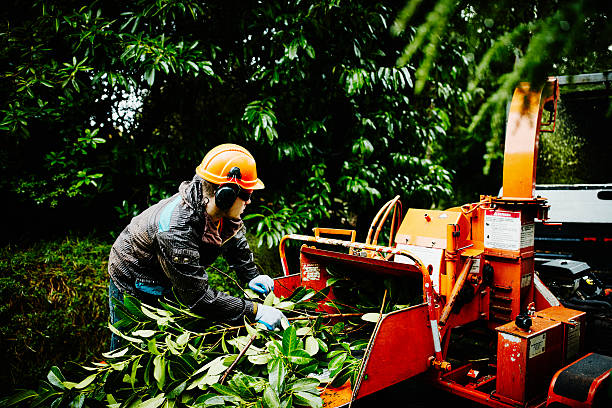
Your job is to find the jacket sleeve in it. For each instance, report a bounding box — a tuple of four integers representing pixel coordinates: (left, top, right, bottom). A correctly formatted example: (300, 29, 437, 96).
(221, 226, 260, 284)
(156, 228, 254, 323)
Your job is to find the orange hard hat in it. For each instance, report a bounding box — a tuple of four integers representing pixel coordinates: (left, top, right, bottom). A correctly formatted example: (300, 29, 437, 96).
(196, 144, 265, 190)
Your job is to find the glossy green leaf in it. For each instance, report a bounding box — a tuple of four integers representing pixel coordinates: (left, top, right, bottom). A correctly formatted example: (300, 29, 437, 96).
(4, 390, 38, 406)
(305, 336, 319, 356)
(194, 394, 226, 407)
(69, 394, 85, 408)
(268, 358, 287, 394)
(148, 338, 161, 355)
(102, 347, 129, 359)
(287, 349, 312, 365)
(73, 373, 96, 389)
(293, 391, 322, 408)
(282, 326, 298, 355)
(138, 393, 166, 408)
(175, 332, 190, 346)
(328, 352, 347, 374)
(330, 364, 354, 388)
(263, 385, 281, 408)
(296, 326, 312, 336)
(211, 383, 242, 398)
(130, 356, 141, 389)
(133, 329, 157, 337)
(166, 380, 187, 400)
(263, 291, 275, 306)
(288, 378, 320, 392)
(144, 68, 155, 86)
(153, 355, 166, 390)
(46, 367, 66, 390)
(361, 313, 381, 323)
(316, 338, 329, 353)
(247, 353, 270, 365)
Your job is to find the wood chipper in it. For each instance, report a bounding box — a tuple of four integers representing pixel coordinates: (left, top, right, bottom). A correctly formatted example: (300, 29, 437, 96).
(271, 78, 612, 407)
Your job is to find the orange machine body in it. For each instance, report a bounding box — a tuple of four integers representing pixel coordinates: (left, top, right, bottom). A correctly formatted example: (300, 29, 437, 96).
(274, 78, 610, 408)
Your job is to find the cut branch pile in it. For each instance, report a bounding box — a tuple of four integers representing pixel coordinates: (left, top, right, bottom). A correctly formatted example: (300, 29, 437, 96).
(4, 266, 420, 408)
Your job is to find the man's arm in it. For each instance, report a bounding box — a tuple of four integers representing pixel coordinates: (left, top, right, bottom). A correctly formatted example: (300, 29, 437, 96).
(221, 226, 260, 283)
(156, 230, 255, 323)
(222, 227, 275, 295)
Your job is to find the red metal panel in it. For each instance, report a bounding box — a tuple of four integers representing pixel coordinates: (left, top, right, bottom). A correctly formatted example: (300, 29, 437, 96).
(496, 317, 563, 404)
(535, 306, 586, 365)
(273, 274, 302, 299)
(436, 379, 520, 408)
(297, 250, 340, 315)
(353, 303, 434, 399)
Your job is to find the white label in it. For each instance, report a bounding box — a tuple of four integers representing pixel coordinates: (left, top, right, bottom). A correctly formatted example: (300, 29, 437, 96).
(302, 264, 321, 281)
(484, 210, 521, 251)
(566, 322, 581, 360)
(469, 257, 481, 274)
(521, 273, 533, 289)
(395, 244, 444, 294)
(529, 333, 547, 358)
(520, 223, 535, 248)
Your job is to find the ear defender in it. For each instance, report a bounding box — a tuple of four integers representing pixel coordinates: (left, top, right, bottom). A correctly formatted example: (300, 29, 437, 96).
(214, 167, 242, 210)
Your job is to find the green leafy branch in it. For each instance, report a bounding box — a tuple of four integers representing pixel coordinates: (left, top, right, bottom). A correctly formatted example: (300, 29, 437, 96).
(3, 285, 375, 408)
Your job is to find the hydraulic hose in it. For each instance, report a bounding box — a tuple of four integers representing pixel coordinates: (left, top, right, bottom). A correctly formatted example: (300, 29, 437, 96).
(562, 297, 612, 312)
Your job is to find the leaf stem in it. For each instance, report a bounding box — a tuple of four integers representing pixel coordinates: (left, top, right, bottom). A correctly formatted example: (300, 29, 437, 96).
(219, 333, 257, 384)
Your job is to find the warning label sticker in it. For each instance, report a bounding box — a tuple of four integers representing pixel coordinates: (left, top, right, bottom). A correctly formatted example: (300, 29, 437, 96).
(395, 244, 444, 293)
(470, 257, 481, 275)
(529, 333, 547, 358)
(521, 273, 533, 289)
(484, 210, 521, 251)
(302, 263, 321, 281)
(520, 222, 535, 249)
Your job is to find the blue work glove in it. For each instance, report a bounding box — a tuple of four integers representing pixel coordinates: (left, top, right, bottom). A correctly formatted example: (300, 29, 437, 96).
(255, 304, 288, 331)
(248, 275, 274, 295)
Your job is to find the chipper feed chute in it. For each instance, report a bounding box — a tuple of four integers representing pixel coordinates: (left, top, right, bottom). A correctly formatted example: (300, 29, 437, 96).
(275, 232, 444, 407)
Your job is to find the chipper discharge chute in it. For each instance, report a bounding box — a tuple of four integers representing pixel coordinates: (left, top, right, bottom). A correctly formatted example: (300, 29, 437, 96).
(271, 77, 612, 408)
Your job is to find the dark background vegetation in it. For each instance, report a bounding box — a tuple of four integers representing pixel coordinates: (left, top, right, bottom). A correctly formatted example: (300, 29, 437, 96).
(1, 0, 610, 396)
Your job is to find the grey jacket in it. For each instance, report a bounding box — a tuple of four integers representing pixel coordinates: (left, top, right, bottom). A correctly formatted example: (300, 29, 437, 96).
(108, 176, 259, 323)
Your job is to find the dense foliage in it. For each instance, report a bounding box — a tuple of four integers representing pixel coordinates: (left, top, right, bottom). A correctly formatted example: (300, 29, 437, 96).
(1, 0, 465, 247)
(4, 290, 351, 408)
(396, 0, 612, 175)
(0, 236, 111, 394)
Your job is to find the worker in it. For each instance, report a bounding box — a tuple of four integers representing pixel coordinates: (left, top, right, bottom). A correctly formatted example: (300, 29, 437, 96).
(108, 143, 287, 350)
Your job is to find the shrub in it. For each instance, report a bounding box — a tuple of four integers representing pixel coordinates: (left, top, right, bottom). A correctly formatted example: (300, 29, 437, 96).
(0, 235, 111, 394)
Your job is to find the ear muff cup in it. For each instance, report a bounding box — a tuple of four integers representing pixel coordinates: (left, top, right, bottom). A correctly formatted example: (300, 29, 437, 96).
(215, 183, 240, 210)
